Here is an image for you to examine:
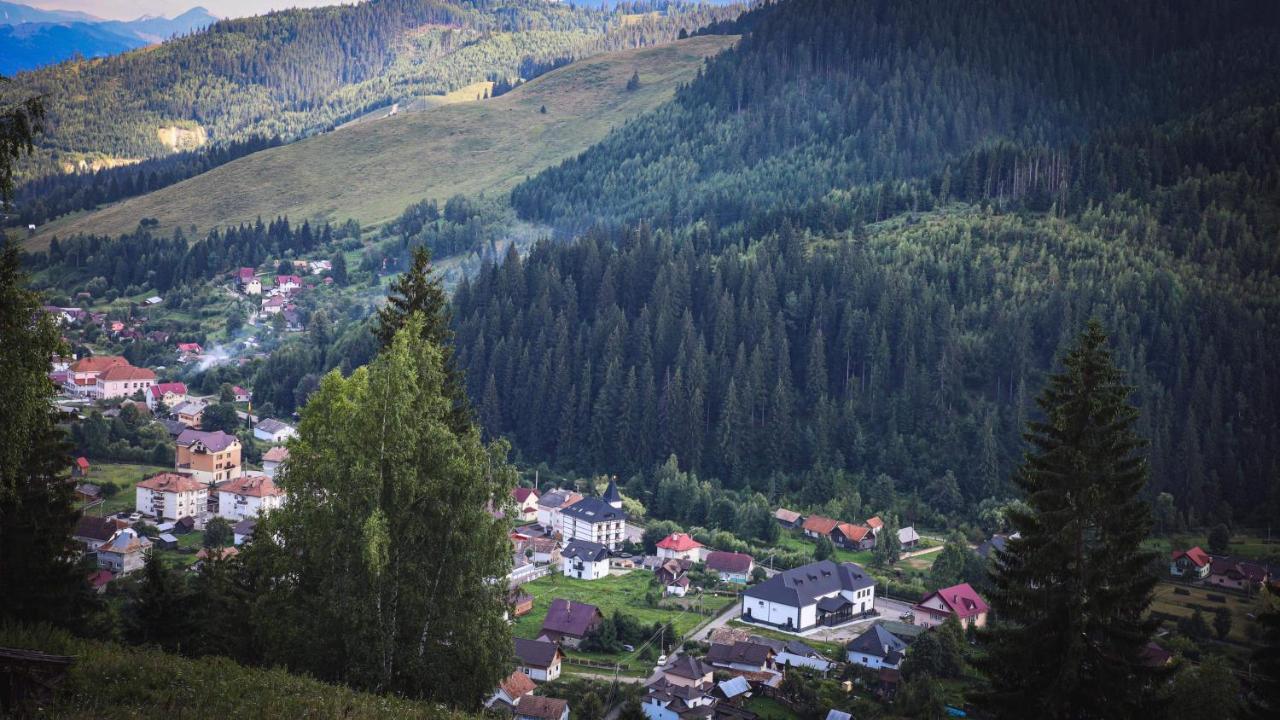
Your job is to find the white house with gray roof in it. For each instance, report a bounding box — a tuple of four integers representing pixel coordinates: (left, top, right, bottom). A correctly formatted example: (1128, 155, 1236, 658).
(740, 560, 876, 633)
(561, 539, 611, 580)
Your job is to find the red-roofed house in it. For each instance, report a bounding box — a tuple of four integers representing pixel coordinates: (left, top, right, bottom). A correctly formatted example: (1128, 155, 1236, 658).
(276, 275, 303, 291)
(96, 364, 156, 400)
(832, 522, 875, 550)
(72, 456, 90, 478)
(177, 342, 203, 355)
(65, 355, 128, 397)
(136, 472, 207, 522)
(512, 486, 541, 521)
(657, 532, 705, 562)
(217, 474, 286, 522)
(486, 670, 537, 711)
(1170, 547, 1212, 579)
(802, 515, 839, 539)
(87, 569, 114, 594)
(914, 583, 989, 629)
(232, 386, 251, 402)
(147, 381, 188, 411)
(865, 516, 884, 536)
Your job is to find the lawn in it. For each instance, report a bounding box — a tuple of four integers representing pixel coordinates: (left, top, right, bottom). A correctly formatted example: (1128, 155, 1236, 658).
(744, 696, 799, 720)
(770, 531, 874, 566)
(512, 570, 733, 666)
(84, 462, 173, 514)
(1149, 581, 1264, 645)
(1147, 533, 1280, 563)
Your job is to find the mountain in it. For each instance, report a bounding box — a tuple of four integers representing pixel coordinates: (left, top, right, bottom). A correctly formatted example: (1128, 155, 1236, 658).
(0, 21, 140, 75)
(0, 0, 98, 24)
(7, 0, 741, 224)
(0, 3, 215, 75)
(450, 0, 1280, 524)
(26, 35, 737, 244)
(102, 7, 217, 43)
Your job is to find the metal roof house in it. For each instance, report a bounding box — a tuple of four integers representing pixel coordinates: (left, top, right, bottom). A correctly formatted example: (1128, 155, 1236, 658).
(740, 560, 876, 633)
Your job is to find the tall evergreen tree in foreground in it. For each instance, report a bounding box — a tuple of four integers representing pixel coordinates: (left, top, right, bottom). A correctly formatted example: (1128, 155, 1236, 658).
(247, 314, 512, 708)
(0, 86, 100, 631)
(374, 245, 471, 434)
(976, 320, 1163, 718)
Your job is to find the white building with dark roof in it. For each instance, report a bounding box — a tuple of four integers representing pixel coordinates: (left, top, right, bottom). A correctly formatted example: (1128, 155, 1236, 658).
(561, 539, 611, 580)
(740, 560, 876, 633)
(558, 479, 627, 550)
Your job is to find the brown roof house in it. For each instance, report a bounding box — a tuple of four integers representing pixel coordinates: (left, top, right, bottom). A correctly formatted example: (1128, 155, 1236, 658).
(538, 598, 602, 649)
(96, 528, 151, 575)
(515, 695, 568, 720)
(486, 670, 537, 711)
(705, 551, 755, 584)
(801, 515, 839, 539)
(774, 508, 802, 528)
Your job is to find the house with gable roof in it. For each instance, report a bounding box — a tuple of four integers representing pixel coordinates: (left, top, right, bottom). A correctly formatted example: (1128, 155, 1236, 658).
(705, 551, 754, 584)
(538, 598, 602, 648)
(562, 539, 611, 580)
(514, 695, 569, 720)
(512, 486, 541, 522)
(740, 559, 876, 632)
(831, 522, 874, 550)
(96, 528, 151, 575)
(486, 670, 537, 711)
(514, 638, 563, 682)
(846, 625, 907, 670)
(1170, 546, 1212, 579)
(262, 445, 289, 478)
(147, 381, 188, 411)
(801, 515, 839, 539)
(657, 532, 706, 562)
(536, 488, 583, 533)
(914, 582, 989, 629)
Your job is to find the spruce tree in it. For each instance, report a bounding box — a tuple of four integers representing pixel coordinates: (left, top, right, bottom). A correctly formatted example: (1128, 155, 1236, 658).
(976, 320, 1163, 718)
(124, 552, 192, 652)
(374, 246, 471, 433)
(0, 239, 101, 632)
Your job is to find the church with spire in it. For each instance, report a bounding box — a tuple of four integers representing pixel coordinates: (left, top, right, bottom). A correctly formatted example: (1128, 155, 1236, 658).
(558, 477, 628, 550)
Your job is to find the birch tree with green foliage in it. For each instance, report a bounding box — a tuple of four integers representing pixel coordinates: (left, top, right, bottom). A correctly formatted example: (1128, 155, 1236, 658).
(247, 314, 513, 708)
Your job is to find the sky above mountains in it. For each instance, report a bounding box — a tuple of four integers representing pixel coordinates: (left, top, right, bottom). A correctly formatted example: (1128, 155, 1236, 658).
(27, 0, 353, 21)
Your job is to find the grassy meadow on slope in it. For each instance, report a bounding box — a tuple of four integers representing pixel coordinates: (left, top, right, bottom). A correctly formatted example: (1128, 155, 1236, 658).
(0, 625, 474, 720)
(29, 35, 736, 247)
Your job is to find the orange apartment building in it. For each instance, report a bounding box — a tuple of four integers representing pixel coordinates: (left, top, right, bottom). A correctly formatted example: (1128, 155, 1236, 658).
(175, 428, 242, 483)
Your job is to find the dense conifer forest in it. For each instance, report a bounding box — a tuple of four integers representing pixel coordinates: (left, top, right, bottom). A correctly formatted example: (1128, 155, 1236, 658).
(453, 0, 1280, 524)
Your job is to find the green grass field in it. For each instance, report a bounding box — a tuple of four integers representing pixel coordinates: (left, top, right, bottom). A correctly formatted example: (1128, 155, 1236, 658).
(1149, 581, 1265, 646)
(1146, 533, 1280, 563)
(0, 624, 470, 720)
(512, 570, 733, 666)
(744, 696, 799, 720)
(83, 462, 173, 514)
(28, 36, 737, 247)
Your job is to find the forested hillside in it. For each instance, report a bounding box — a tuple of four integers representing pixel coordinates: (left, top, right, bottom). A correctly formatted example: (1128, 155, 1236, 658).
(512, 0, 1280, 234)
(454, 0, 1280, 525)
(5, 0, 741, 224)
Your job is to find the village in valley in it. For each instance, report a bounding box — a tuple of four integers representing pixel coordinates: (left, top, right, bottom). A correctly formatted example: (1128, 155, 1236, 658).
(39, 254, 1280, 719)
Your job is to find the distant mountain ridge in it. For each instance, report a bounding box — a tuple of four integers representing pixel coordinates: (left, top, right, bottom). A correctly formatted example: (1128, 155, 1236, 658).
(0, 2, 215, 74)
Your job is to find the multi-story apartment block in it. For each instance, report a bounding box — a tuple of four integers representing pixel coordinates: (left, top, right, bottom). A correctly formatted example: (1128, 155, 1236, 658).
(135, 472, 208, 522)
(175, 429, 242, 483)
